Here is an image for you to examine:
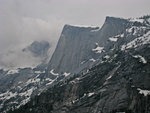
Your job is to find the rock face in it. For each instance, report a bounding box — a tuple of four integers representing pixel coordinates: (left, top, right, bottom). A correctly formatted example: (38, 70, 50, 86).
(8, 16, 150, 113)
(47, 17, 128, 74)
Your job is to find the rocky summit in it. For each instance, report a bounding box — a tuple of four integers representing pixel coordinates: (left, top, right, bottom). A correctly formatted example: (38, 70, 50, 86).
(1, 15, 150, 113)
(47, 16, 128, 75)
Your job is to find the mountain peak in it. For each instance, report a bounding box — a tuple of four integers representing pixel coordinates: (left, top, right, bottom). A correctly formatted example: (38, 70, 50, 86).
(105, 16, 128, 23)
(64, 24, 99, 29)
(61, 24, 100, 36)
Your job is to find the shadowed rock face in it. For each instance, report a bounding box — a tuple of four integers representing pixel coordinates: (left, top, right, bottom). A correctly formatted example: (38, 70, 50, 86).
(47, 17, 129, 74)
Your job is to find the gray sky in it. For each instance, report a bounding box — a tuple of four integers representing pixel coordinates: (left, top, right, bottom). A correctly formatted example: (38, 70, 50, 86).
(0, 0, 150, 69)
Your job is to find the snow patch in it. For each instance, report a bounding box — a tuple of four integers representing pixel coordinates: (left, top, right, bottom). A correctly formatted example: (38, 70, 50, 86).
(133, 55, 147, 64)
(89, 58, 96, 62)
(137, 88, 150, 96)
(126, 26, 146, 35)
(45, 78, 52, 81)
(121, 31, 150, 50)
(120, 34, 124, 38)
(106, 75, 112, 80)
(90, 27, 100, 32)
(26, 78, 40, 85)
(16, 97, 30, 108)
(19, 88, 35, 97)
(129, 18, 144, 23)
(7, 69, 19, 75)
(88, 92, 95, 97)
(66, 24, 98, 28)
(126, 27, 133, 33)
(46, 76, 58, 86)
(92, 43, 104, 54)
(34, 70, 45, 74)
(109, 37, 118, 42)
(50, 69, 59, 76)
(83, 69, 89, 75)
(81, 61, 86, 64)
(104, 55, 110, 59)
(63, 72, 70, 77)
(0, 91, 17, 100)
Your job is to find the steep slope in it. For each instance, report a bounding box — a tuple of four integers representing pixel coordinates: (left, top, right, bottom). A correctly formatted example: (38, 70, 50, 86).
(0, 68, 55, 113)
(47, 17, 129, 75)
(10, 51, 150, 113)
(9, 16, 150, 113)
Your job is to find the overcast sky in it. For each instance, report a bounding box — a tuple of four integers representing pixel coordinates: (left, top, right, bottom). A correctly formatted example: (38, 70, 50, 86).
(0, 0, 150, 69)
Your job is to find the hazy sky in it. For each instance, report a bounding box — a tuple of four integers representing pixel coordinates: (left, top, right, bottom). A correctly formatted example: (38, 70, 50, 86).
(0, 0, 150, 69)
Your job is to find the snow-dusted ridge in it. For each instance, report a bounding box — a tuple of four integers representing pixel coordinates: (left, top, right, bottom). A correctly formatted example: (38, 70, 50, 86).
(65, 24, 99, 28)
(7, 69, 19, 75)
(129, 18, 144, 23)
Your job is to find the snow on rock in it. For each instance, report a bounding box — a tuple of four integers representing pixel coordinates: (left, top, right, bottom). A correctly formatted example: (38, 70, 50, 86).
(16, 97, 30, 109)
(92, 43, 104, 54)
(120, 33, 124, 38)
(46, 77, 58, 86)
(34, 71, 41, 74)
(126, 27, 133, 33)
(7, 69, 19, 75)
(16, 88, 36, 108)
(90, 27, 100, 32)
(76, 77, 80, 81)
(0, 91, 17, 100)
(80, 61, 86, 64)
(121, 31, 150, 50)
(129, 18, 144, 23)
(109, 37, 118, 42)
(83, 69, 89, 75)
(106, 75, 113, 81)
(137, 88, 150, 96)
(89, 58, 96, 62)
(6, 92, 17, 100)
(133, 55, 147, 64)
(88, 92, 95, 97)
(19, 88, 35, 97)
(63, 72, 70, 77)
(50, 69, 59, 76)
(26, 78, 40, 86)
(45, 78, 52, 82)
(34, 70, 45, 74)
(109, 33, 124, 42)
(66, 24, 99, 28)
(126, 26, 146, 35)
(104, 55, 110, 59)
